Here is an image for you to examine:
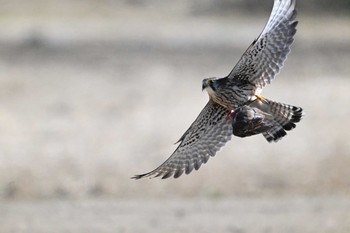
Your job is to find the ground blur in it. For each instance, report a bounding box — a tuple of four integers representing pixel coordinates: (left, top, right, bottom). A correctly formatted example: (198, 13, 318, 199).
(0, 1, 349, 232)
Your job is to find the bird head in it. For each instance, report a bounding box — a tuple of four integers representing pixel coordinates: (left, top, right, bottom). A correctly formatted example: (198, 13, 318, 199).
(202, 78, 217, 92)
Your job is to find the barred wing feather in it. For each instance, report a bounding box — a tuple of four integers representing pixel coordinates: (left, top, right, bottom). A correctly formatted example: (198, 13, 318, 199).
(228, 0, 297, 89)
(132, 101, 232, 179)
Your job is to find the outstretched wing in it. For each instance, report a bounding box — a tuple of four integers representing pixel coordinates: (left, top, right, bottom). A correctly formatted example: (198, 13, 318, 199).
(132, 101, 233, 179)
(228, 0, 297, 89)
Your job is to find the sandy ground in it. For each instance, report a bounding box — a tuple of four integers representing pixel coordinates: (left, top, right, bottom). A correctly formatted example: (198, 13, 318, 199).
(1, 196, 350, 233)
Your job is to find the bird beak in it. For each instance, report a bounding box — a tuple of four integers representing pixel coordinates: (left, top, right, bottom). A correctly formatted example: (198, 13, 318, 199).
(202, 80, 208, 91)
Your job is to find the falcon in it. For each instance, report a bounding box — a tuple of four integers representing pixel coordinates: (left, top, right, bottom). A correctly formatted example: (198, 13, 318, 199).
(133, 0, 303, 179)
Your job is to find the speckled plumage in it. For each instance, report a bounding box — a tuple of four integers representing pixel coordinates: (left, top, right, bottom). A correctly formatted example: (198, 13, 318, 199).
(133, 0, 303, 180)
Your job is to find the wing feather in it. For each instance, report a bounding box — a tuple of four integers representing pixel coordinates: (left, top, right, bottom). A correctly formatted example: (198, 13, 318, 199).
(227, 0, 297, 88)
(132, 101, 233, 179)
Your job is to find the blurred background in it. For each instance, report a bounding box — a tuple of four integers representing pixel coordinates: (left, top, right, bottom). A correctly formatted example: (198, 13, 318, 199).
(0, 0, 349, 232)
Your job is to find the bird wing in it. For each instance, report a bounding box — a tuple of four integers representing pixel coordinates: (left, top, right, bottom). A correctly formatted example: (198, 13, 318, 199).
(132, 101, 233, 179)
(227, 0, 297, 89)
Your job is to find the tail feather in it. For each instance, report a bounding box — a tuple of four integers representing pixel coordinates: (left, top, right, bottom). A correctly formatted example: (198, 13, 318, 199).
(261, 99, 303, 142)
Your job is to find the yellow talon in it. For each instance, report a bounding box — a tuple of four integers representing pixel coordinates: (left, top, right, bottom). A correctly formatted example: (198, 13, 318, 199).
(256, 95, 267, 102)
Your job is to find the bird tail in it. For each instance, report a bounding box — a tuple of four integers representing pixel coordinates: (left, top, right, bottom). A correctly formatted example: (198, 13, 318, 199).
(253, 97, 303, 142)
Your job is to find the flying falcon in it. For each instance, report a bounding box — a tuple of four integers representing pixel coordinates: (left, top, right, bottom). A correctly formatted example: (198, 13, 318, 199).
(133, 0, 303, 179)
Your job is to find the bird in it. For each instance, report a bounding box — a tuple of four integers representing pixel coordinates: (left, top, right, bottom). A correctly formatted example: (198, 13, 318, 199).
(132, 0, 303, 179)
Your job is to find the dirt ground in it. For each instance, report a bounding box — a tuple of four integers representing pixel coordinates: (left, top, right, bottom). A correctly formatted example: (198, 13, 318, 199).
(0, 196, 349, 233)
(0, 1, 349, 232)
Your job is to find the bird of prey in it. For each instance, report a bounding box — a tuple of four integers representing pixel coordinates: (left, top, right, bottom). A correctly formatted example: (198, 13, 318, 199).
(133, 0, 303, 179)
